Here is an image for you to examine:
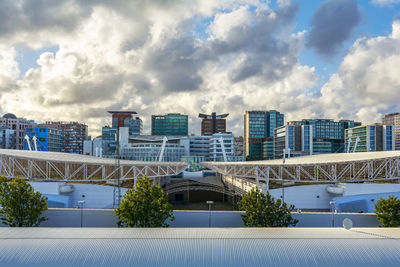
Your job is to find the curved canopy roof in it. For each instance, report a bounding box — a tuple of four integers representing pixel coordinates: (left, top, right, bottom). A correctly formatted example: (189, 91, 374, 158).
(0, 149, 186, 167)
(0, 149, 188, 181)
(206, 151, 400, 167)
(203, 151, 400, 183)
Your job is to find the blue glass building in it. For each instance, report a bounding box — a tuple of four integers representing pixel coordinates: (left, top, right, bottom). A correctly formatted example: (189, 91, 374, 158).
(244, 110, 284, 160)
(274, 125, 313, 159)
(24, 126, 62, 152)
(289, 119, 361, 153)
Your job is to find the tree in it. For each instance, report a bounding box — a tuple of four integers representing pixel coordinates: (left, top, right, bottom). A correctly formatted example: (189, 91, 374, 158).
(115, 176, 174, 227)
(0, 176, 48, 227)
(238, 187, 298, 227)
(374, 195, 400, 227)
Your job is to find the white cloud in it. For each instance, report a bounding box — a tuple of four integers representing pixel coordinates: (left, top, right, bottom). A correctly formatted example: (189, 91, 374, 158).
(319, 20, 400, 124)
(372, 0, 400, 5)
(0, 0, 325, 137)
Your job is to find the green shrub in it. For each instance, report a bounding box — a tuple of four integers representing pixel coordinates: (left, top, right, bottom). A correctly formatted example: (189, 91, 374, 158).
(238, 187, 298, 227)
(0, 176, 48, 227)
(115, 176, 174, 227)
(374, 195, 400, 227)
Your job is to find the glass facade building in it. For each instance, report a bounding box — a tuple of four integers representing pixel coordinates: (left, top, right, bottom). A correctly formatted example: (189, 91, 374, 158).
(274, 125, 313, 159)
(24, 126, 62, 152)
(152, 113, 188, 136)
(244, 110, 284, 159)
(289, 119, 361, 153)
(345, 124, 395, 152)
(102, 127, 118, 156)
(382, 113, 400, 150)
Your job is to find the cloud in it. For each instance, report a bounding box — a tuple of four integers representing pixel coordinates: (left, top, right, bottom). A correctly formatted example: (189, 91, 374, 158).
(306, 0, 361, 56)
(319, 19, 400, 123)
(0, 0, 321, 137)
(372, 0, 400, 5)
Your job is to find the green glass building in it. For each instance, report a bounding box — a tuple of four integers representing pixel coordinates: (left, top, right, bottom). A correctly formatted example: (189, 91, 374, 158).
(151, 113, 188, 136)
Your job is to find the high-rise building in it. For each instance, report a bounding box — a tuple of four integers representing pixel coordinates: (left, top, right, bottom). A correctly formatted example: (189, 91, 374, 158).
(102, 111, 143, 156)
(274, 124, 313, 159)
(102, 126, 118, 156)
(0, 126, 16, 149)
(289, 119, 361, 154)
(345, 124, 395, 152)
(209, 133, 234, 161)
(382, 113, 400, 150)
(0, 113, 36, 150)
(244, 110, 284, 159)
(43, 121, 88, 154)
(198, 112, 229, 136)
(151, 113, 188, 136)
(24, 126, 62, 152)
(108, 111, 142, 135)
(190, 135, 211, 159)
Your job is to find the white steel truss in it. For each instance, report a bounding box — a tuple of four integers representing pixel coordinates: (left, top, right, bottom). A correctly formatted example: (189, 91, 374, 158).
(203, 154, 400, 184)
(0, 154, 188, 182)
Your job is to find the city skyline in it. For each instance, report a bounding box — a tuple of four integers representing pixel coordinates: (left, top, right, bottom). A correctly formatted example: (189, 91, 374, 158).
(0, 0, 400, 138)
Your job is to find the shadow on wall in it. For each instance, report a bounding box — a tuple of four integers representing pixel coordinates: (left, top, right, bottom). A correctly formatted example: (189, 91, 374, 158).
(0, 209, 381, 228)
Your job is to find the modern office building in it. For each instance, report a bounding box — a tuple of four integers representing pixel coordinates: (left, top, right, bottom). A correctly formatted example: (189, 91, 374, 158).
(274, 124, 313, 158)
(382, 113, 400, 150)
(209, 133, 234, 161)
(43, 121, 88, 154)
(263, 140, 274, 159)
(108, 111, 142, 135)
(198, 112, 229, 136)
(244, 110, 284, 159)
(102, 111, 143, 156)
(102, 126, 118, 156)
(83, 137, 103, 156)
(24, 126, 62, 152)
(189, 133, 239, 162)
(289, 119, 361, 153)
(0, 126, 16, 149)
(189, 135, 211, 159)
(0, 113, 36, 150)
(120, 135, 190, 161)
(151, 113, 188, 136)
(345, 124, 395, 152)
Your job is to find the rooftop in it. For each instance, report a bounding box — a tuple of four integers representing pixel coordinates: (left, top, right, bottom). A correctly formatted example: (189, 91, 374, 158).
(205, 151, 400, 166)
(0, 228, 399, 266)
(0, 149, 187, 167)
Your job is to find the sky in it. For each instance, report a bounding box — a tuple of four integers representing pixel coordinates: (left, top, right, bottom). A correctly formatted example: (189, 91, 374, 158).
(0, 0, 399, 138)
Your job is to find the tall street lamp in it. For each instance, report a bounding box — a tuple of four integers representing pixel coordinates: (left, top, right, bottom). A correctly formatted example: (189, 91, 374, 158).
(206, 201, 214, 227)
(329, 201, 336, 227)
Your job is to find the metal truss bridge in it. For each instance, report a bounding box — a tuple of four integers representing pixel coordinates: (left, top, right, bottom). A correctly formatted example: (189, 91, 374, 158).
(203, 151, 400, 193)
(0, 149, 188, 182)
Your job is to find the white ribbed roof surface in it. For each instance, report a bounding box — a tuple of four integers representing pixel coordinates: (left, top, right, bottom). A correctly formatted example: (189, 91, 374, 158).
(206, 151, 400, 166)
(0, 228, 400, 266)
(0, 149, 187, 167)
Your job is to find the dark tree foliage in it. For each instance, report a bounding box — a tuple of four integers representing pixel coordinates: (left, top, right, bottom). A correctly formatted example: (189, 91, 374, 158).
(0, 176, 48, 227)
(238, 187, 298, 227)
(374, 195, 400, 227)
(115, 176, 174, 227)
